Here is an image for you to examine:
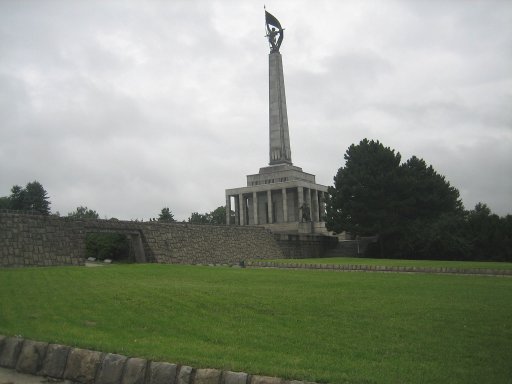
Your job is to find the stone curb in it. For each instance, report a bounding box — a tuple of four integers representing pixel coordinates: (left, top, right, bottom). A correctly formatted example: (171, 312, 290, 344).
(16, 340, 48, 374)
(0, 336, 319, 384)
(245, 261, 512, 276)
(0, 336, 23, 368)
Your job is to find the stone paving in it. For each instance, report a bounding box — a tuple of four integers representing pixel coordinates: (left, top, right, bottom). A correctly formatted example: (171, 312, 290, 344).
(0, 367, 71, 384)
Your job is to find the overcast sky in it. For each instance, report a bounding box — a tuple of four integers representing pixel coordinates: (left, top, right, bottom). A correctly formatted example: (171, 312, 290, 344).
(1, 0, 511, 220)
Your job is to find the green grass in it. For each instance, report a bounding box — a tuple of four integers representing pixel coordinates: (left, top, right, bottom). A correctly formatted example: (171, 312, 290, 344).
(265, 257, 512, 270)
(1, 264, 511, 383)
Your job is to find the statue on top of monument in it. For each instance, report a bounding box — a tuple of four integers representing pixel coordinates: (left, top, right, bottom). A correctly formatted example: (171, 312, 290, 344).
(265, 10, 284, 53)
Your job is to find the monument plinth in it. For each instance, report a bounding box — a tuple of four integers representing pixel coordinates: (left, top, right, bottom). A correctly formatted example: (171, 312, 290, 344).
(225, 10, 329, 234)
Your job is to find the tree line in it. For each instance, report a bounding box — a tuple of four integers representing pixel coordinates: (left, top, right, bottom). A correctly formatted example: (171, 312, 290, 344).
(65, 205, 228, 225)
(153, 206, 228, 225)
(0, 181, 51, 214)
(3, 141, 511, 263)
(326, 139, 512, 262)
(1, 183, 229, 262)
(0, 183, 227, 224)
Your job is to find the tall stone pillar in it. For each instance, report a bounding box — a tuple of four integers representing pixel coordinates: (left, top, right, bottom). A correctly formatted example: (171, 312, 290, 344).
(267, 190, 273, 223)
(282, 188, 288, 222)
(297, 187, 304, 221)
(226, 195, 231, 225)
(238, 194, 245, 226)
(305, 188, 312, 222)
(252, 191, 258, 225)
(234, 196, 240, 225)
(312, 190, 320, 222)
(268, 52, 292, 165)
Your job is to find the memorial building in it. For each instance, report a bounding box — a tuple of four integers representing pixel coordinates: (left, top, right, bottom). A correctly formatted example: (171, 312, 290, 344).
(225, 11, 329, 234)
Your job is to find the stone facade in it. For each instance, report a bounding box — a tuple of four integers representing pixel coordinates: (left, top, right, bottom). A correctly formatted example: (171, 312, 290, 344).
(225, 165, 329, 235)
(0, 212, 284, 268)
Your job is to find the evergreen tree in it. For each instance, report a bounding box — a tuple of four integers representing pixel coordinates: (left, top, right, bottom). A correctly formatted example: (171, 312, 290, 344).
(9, 185, 25, 210)
(209, 206, 227, 224)
(188, 212, 210, 224)
(399, 156, 463, 220)
(6, 181, 51, 214)
(326, 139, 403, 255)
(0, 196, 10, 209)
(23, 181, 51, 214)
(158, 207, 176, 222)
(186, 206, 228, 225)
(67, 206, 99, 219)
(326, 139, 464, 259)
(466, 203, 512, 261)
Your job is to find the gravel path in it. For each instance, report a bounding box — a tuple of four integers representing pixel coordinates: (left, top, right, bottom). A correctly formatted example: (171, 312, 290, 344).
(0, 367, 70, 384)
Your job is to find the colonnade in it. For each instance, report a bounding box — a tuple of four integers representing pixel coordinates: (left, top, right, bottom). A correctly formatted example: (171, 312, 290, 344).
(226, 185, 326, 226)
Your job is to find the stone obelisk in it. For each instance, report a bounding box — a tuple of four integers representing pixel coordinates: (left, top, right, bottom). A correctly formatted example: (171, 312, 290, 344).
(225, 10, 330, 234)
(269, 52, 292, 165)
(266, 11, 292, 166)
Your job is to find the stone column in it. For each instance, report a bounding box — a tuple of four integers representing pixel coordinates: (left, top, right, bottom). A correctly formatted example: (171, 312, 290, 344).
(252, 191, 258, 225)
(234, 195, 240, 225)
(225, 195, 231, 225)
(268, 52, 292, 165)
(238, 194, 245, 226)
(319, 191, 326, 221)
(312, 190, 320, 222)
(297, 187, 304, 221)
(267, 190, 273, 223)
(282, 188, 288, 222)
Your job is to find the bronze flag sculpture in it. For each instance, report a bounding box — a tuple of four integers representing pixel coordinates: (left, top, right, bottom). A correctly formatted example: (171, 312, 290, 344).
(265, 10, 284, 52)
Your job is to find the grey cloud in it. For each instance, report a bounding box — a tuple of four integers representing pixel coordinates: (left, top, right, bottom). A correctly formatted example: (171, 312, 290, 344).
(1, 0, 511, 219)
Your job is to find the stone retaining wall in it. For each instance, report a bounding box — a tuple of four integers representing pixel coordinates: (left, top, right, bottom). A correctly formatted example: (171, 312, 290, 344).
(0, 336, 317, 384)
(272, 234, 337, 259)
(144, 223, 284, 265)
(0, 212, 284, 268)
(0, 213, 86, 267)
(246, 261, 512, 276)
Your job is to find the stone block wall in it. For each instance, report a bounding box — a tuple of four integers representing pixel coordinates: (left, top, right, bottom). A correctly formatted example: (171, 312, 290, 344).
(0, 212, 285, 268)
(273, 233, 337, 259)
(0, 213, 86, 267)
(143, 223, 284, 265)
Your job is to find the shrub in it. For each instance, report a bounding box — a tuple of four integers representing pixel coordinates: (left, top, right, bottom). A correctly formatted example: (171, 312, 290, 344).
(85, 233, 131, 261)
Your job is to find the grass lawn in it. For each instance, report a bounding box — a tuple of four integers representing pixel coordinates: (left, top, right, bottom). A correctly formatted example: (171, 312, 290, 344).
(1, 264, 511, 383)
(265, 257, 512, 270)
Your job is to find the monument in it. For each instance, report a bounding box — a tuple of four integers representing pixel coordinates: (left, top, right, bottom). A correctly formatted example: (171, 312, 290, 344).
(225, 10, 329, 234)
